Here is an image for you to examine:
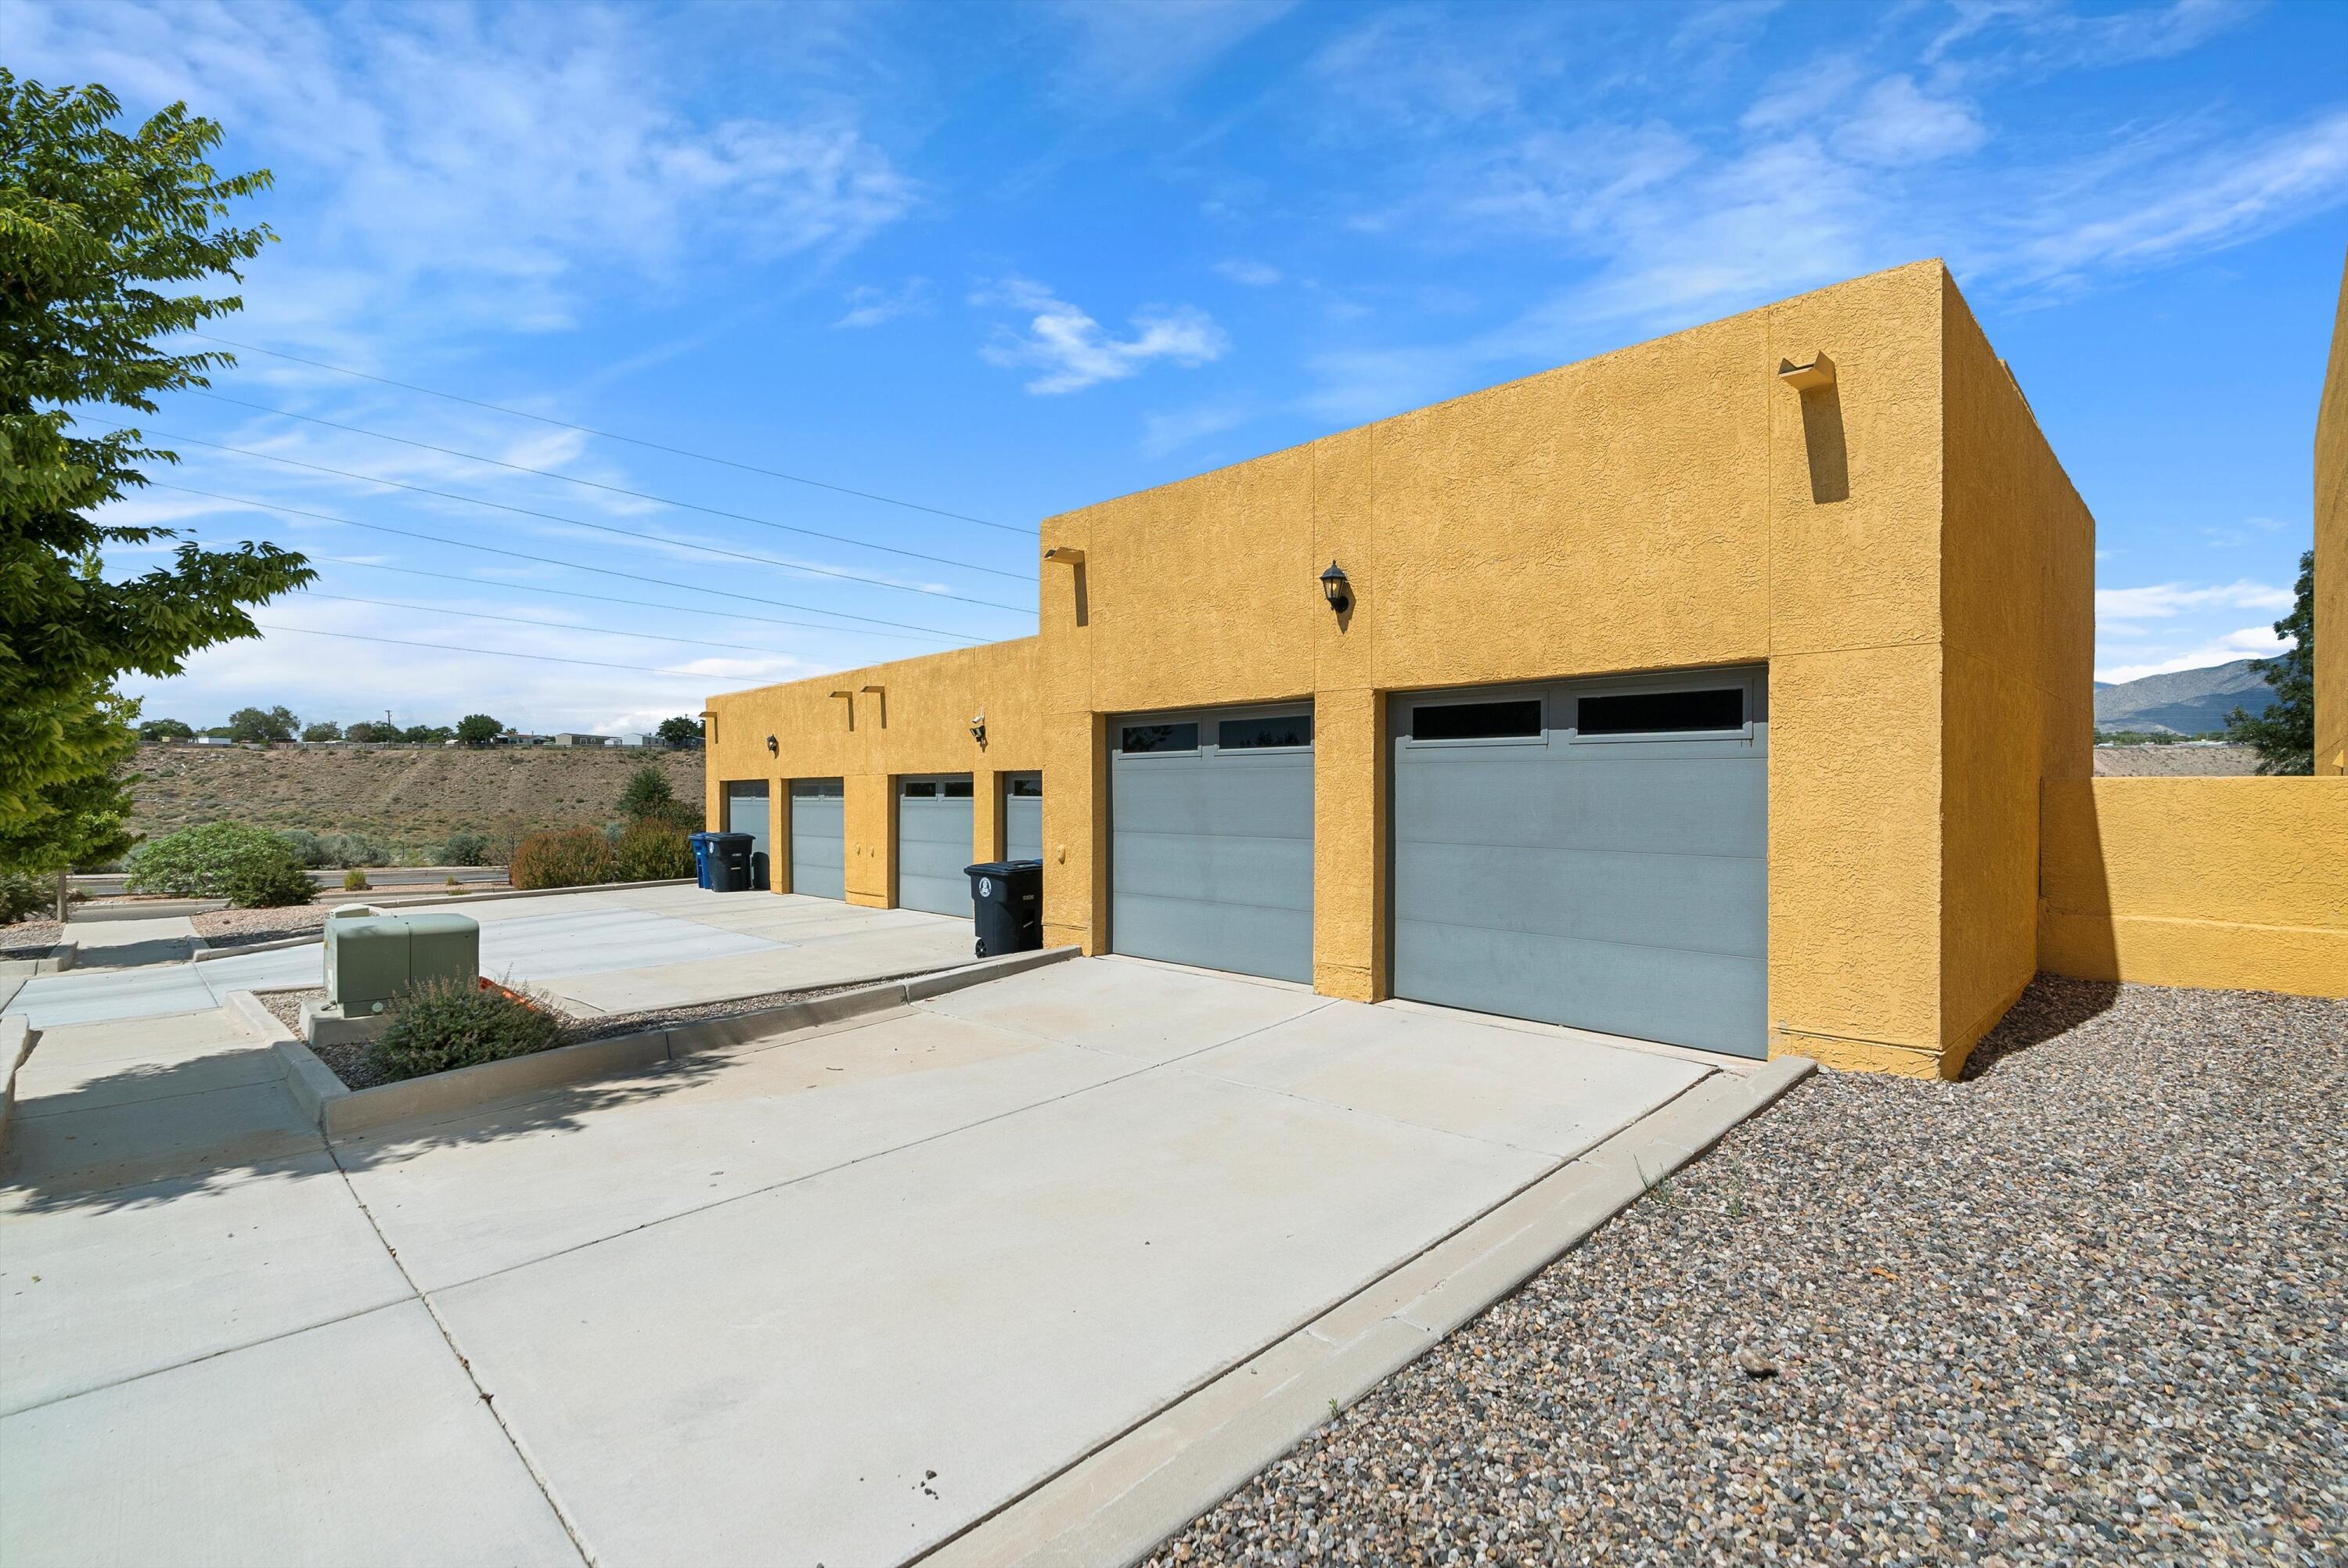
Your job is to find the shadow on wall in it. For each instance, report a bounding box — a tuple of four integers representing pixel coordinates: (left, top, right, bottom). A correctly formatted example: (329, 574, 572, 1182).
(1795, 382, 1850, 505)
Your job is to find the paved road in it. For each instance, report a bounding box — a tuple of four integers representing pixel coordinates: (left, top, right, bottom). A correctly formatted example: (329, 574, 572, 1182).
(0, 956, 1724, 1568)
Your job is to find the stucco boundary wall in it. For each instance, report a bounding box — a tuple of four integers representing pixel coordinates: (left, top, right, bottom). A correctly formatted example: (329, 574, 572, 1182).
(2039, 778, 2348, 997)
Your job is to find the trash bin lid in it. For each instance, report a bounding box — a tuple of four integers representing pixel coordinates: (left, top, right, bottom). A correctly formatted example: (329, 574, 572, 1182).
(964, 860, 1044, 876)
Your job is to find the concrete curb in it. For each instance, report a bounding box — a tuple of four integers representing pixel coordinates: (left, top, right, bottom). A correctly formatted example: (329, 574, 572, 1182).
(192, 933, 320, 962)
(188, 879, 704, 962)
(0, 943, 77, 979)
(0, 1016, 38, 1158)
(917, 1055, 1820, 1568)
(68, 899, 225, 922)
(230, 944, 1079, 1139)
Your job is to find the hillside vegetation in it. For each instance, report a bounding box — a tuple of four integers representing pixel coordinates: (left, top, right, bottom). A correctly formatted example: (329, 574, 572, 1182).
(128, 746, 705, 863)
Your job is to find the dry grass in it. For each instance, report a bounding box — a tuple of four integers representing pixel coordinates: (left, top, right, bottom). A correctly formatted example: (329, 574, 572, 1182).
(129, 745, 705, 863)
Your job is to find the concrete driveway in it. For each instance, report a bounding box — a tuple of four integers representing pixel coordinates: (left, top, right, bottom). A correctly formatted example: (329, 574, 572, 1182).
(5, 883, 978, 1028)
(2, 955, 1741, 1567)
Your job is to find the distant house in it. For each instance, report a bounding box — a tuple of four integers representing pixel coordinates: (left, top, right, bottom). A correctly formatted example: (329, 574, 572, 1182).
(549, 732, 614, 748)
(499, 731, 552, 748)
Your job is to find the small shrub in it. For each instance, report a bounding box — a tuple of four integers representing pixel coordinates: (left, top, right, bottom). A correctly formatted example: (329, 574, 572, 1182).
(1, 872, 48, 925)
(342, 869, 369, 891)
(509, 827, 615, 890)
(280, 829, 330, 868)
(369, 976, 570, 1083)
(322, 833, 389, 869)
(221, 854, 317, 909)
(129, 823, 308, 897)
(614, 818, 696, 882)
(445, 873, 461, 886)
(439, 831, 492, 866)
(618, 762, 676, 819)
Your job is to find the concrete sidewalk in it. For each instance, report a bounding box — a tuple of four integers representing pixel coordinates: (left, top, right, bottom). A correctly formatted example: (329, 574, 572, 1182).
(0, 955, 1779, 1568)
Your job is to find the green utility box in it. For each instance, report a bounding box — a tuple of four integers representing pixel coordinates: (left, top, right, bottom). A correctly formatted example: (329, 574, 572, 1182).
(325, 911, 481, 1015)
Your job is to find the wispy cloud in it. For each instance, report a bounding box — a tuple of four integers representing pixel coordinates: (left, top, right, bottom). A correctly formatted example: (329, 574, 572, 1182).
(974, 278, 1229, 394)
(2094, 579, 2295, 620)
(835, 278, 934, 329)
(1214, 259, 1283, 286)
(1048, 0, 1295, 102)
(1140, 401, 1252, 458)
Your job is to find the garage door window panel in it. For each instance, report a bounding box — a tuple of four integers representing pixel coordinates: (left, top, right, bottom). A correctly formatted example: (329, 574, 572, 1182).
(1406, 698, 1543, 744)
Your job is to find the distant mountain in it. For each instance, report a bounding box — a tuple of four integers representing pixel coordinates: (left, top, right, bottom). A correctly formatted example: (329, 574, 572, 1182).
(2094, 659, 2274, 735)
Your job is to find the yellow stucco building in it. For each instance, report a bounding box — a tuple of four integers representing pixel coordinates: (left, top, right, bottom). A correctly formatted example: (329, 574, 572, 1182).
(707, 259, 2346, 1079)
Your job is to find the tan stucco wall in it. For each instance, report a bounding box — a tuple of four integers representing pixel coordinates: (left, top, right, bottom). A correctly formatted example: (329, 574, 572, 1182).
(1935, 275, 2099, 1077)
(2316, 248, 2346, 776)
(2040, 778, 2348, 995)
(703, 638, 1041, 904)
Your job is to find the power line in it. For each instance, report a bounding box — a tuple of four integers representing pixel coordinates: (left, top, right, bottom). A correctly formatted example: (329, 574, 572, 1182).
(182, 542, 942, 645)
(152, 482, 995, 643)
(106, 422, 1035, 614)
(294, 590, 815, 659)
(185, 389, 1035, 582)
(254, 622, 715, 679)
(183, 329, 1036, 536)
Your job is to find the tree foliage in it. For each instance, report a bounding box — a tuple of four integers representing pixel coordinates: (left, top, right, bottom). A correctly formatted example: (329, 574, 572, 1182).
(656, 714, 703, 748)
(2224, 549, 2314, 775)
(618, 761, 676, 818)
(301, 719, 340, 742)
(226, 703, 297, 743)
(139, 715, 193, 741)
(455, 713, 502, 747)
(2, 71, 313, 872)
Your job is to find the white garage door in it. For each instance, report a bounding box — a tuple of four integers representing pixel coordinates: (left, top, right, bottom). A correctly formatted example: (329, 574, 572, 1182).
(1389, 668, 1767, 1058)
(897, 775, 975, 918)
(788, 779, 844, 900)
(1109, 707, 1313, 984)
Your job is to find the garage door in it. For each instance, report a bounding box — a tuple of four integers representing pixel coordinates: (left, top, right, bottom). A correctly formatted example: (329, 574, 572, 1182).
(1390, 669, 1766, 1057)
(722, 781, 770, 891)
(1110, 707, 1313, 983)
(1004, 772, 1043, 863)
(898, 775, 975, 917)
(788, 779, 844, 900)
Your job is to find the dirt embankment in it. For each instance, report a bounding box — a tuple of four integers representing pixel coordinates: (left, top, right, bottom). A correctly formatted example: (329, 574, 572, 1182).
(129, 744, 705, 861)
(2091, 743, 2263, 776)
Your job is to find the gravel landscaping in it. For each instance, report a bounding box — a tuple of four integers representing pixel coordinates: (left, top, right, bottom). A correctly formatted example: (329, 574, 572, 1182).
(2, 919, 64, 961)
(1147, 977, 2347, 1567)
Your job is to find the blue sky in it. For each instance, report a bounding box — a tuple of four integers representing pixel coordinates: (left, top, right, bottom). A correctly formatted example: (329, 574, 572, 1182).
(20, 0, 2347, 733)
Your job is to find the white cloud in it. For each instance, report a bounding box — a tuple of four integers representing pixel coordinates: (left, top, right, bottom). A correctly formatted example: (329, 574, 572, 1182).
(1214, 259, 1283, 286)
(2094, 579, 2295, 620)
(975, 279, 1229, 395)
(2094, 624, 2288, 685)
(835, 278, 934, 329)
(9, 1, 915, 343)
(1140, 401, 1252, 458)
(1049, 0, 1295, 102)
(1833, 75, 1986, 166)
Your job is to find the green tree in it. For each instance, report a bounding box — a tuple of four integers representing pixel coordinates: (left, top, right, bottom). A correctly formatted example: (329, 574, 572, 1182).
(2, 72, 312, 881)
(301, 719, 341, 743)
(455, 713, 502, 747)
(226, 703, 298, 743)
(656, 714, 703, 748)
(139, 716, 193, 741)
(401, 723, 452, 745)
(2224, 548, 2315, 775)
(618, 761, 677, 818)
(344, 721, 380, 743)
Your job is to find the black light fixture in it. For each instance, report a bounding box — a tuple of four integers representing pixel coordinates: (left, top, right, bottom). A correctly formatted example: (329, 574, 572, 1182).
(970, 709, 988, 747)
(765, 734, 778, 757)
(1319, 559, 1352, 613)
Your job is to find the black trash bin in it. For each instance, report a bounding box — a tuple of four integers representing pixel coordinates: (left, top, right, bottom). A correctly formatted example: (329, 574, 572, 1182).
(706, 832, 755, 893)
(964, 860, 1043, 957)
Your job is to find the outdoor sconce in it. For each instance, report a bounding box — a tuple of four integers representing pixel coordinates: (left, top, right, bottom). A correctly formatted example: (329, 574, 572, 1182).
(970, 709, 988, 748)
(765, 735, 778, 757)
(1320, 559, 1352, 614)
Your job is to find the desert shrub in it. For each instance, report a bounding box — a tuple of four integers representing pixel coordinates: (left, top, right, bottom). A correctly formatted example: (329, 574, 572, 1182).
(614, 817, 696, 882)
(369, 976, 570, 1083)
(509, 827, 615, 890)
(342, 869, 369, 890)
(278, 830, 387, 869)
(439, 831, 492, 866)
(221, 854, 317, 909)
(279, 829, 329, 867)
(129, 823, 307, 897)
(618, 762, 676, 818)
(1, 873, 48, 925)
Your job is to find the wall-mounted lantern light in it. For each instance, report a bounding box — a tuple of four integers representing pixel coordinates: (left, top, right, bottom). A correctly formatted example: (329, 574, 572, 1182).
(1319, 559, 1352, 614)
(765, 734, 778, 757)
(970, 709, 988, 748)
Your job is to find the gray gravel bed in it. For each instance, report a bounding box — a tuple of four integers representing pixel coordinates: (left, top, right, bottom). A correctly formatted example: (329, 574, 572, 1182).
(1147, 977, 2347, 1566)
